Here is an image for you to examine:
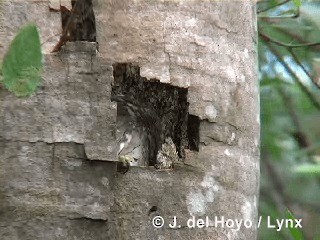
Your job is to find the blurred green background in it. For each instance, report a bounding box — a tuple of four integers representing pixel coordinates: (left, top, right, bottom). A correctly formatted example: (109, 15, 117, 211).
(257, 0, 320, 239)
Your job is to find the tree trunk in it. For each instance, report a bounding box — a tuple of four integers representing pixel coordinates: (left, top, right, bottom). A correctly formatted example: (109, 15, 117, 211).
(0, 0, 259, 239)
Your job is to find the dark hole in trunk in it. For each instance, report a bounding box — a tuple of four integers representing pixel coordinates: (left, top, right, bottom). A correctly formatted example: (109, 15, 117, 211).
(187, 114, 200, 152)
(111, 63, 199, 166)
(61, 0, 96, 42)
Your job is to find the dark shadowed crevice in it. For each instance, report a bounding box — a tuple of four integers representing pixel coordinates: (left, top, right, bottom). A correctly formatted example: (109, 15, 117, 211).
(111, 63, 199, 166)
(53, 0, 96, 52)
(187, 114, 200, 152)
(69, 0, 96, 42)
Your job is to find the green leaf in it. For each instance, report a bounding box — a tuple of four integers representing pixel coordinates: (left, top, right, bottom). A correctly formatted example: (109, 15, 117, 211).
(285, 209, 304, 240)
(293, 164, 320, 175)
(292, 0, 301, 8)
(2, 23, 42, 97)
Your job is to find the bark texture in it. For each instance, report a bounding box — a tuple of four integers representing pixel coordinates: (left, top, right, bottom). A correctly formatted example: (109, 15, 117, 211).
(0, 0, 259, 239)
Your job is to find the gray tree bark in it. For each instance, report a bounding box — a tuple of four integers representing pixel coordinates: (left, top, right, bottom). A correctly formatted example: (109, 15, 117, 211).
(0, 0, 259, 239)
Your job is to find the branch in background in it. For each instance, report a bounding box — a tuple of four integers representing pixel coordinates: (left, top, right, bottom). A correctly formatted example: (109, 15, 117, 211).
(270, 26, 320, 51)
(289, 49, 320, 89)
(263, 39, 320, 110)
(277, 86, 312, 149)
(262, 154, 289, 210)
(257, 0, 290, 14)
(259, 29, 320, 88)
(259, 32, 320, 48)
(258, 12, 299, 20)
(277, 87, 303, 135)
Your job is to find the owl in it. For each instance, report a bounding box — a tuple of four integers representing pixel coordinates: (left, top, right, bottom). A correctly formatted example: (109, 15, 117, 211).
(111, 94, 178, 171)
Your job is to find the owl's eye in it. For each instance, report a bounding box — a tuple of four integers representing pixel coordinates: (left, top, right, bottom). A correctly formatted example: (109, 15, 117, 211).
(128, 157, 139, 166)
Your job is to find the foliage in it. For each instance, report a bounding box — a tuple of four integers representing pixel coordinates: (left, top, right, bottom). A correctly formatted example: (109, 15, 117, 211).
(258, 0, 320, 239)
(293, 163, 320, 175)
(1, 24, 42, 97)
(285, 209, 304, 240)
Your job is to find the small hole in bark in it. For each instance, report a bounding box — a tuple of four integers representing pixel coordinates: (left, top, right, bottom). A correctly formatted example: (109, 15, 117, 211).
(111, 63, 198, 167)
(148, 206, 158, 215)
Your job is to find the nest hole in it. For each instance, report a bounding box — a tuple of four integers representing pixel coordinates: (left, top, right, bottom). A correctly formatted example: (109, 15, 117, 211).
(112, 63, 199, 166)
